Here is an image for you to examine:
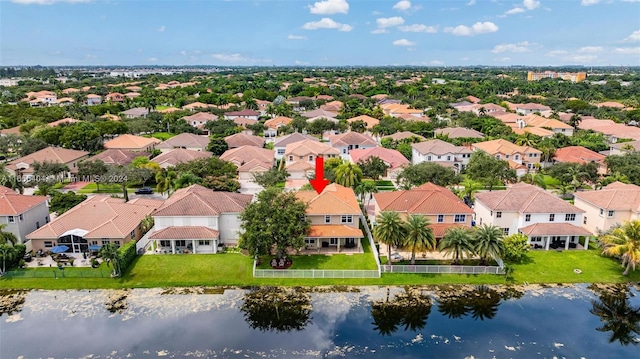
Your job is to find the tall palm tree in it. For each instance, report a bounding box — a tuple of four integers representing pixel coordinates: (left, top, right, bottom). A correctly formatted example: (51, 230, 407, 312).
(589, 284, 640, 345)
(374, 211, 406, 266)
(461, 178, 483, 202)
(0, 224, 17, 246)
(403, 215, 436, 265)
(600, 220, 640, 276)
(99, 243, 121, 277)
(334, 162, 363, 188)
(473, 224, 505, 265)
(439, 227, 475, 265)
(155, 170, 178, 196)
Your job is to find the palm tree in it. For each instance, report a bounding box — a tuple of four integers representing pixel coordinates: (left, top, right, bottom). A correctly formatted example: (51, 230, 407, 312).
(99, 243, 121, 277)
(461, 178, 483, 203)
(589, 284, 640, 345)
(439, 227, 474, 265)
(473, 224, 505, 265)
(374, 211, 406, 266)
(334, 162, 363, 188)
(600, 220, 640, 276)
(355, 180, 378, 207)
(155, 170, 178, 196)
(0, 224, 17, 246)
(403, 215, 436, 265)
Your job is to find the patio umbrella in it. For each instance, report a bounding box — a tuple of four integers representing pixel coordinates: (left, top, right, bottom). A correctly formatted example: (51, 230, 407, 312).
(50, 245, 69, 254)
(88, 245, 102, 251)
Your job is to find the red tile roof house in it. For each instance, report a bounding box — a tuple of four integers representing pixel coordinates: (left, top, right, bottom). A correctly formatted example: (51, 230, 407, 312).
(514, 103, 552, 116)
(87, 149, 149, 166)
(295, 184, 364, 253)
(284, 140, 340, 189)
(573, 182, 640, 235)
(328, 132, 378, 160)
(553, 146, 607, 175)
(474, 183, 592, 251)
(373, 182, 474, 240)
(0, 186, 50, 244)
(104, 134, 161, 152)
(6, 147, 90, 182)
(105, 92, 124, 102)
(156, 133, 211, 153)
(434, 127, 485, 139)
(224, 109, 260, 121)
(142, 185, 253, 254)
(411, 139, 473, 172)
(220, 146, 274, 182)
(349, 147, 409, 179)
(151, 148, 212, 169)
(182, 112, 219, 134)
(224, 132, 265, 149)
(264, 116, 293, 141)
(273, 132, 319, 160)
(26, 195, 163, 254)
(121, 107, 150, 119)
(86, 94, 102, 106)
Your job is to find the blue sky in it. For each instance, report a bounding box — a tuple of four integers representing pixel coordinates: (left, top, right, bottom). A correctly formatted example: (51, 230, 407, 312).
(1, 0, 639, 66)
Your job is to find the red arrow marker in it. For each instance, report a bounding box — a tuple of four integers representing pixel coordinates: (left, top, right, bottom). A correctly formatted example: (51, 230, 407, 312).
(309, 156, 330, 194)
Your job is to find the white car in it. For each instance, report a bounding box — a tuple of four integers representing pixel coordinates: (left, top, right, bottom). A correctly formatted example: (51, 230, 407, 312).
(389, 252, 403, 261)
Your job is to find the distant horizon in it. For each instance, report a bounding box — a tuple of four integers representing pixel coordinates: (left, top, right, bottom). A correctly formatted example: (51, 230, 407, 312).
(2, 64, 638, 69)
(2, 0, 639, 67)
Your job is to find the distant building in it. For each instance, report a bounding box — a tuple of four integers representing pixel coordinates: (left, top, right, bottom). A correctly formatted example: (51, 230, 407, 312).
(0, 78, 20, 87)
(527, 71, 586, 83)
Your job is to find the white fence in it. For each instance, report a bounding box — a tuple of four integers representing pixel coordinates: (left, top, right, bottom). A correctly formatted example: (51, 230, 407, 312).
(382, 265, 504, 275)
(253, 269, 381, 278)
(360, 214, 381, 275)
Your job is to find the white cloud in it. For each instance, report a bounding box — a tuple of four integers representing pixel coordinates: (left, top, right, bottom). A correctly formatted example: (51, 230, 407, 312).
(148, 57, 158, 62)
(308, 0, 349, 15)
(578, 46, 603, 53)
(211, 53, 271, 64)
(287, 34, 307, 40)
(371, 29, 388, 34)
(398, 24, 438, 33)
(546, 50, 568, 56)
(11, 0, 91, 4)
(623, 30, 640, 42)
(466, 0, 476, 5)
(180, 50, 187, 56)
(376, 16, 405, 28)
(393, 38, 416, 46)
(491, 41, 533, 53)
(581, 0, 600, 5)
(295, 60, 310, 65)
(495, 57, 511, 62)
(444, 21, 498, 36)
(503, 0, 539, 16)
(302, 18, 352, 32)
(504, 7, 525, 15)
(157, 25, 165, 32)
(614, 47, 640, 54)
(522, 0, 540, 10)
(393, 0, 411, 11)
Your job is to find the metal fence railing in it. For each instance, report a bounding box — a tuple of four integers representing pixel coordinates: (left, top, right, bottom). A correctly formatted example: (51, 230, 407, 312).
(2, 268, 112, 279)
(360, 214, 381, 275)
(253, 269, 381, 278)
(382, 265, 504, 275)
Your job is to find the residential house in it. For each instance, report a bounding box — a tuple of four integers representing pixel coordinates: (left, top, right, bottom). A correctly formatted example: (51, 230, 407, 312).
(475, 183, 591, 250)
(224, 109, 260, 121)
(328, 132, 378, 160)
(156, 133, 210, 153)
(182, 112, 218, 132)
(125, 92, 141, 100)
(513, 103, 552, 116)
(580, 118, 640, 143)
(0, 186, 50, 244)
(307, 115, 339, 124)
(382, 131, 426, 143)
(349, 147, 409, 179)
(301, 109, 338, 119)
(24, 91, 57, 107)
(87, 149, 147, 167)
(233, 117, 258, 130)
(434, 127, 485, 140)
(574, 182, 640, 234)
(104, 134, 161, 152)
(86, 94, 102, 105)
(6, 147, 89, 182)
(373, 182, 474, 239)
(220, 146, 274, 193)
(26, 195, 162, 253)
(48, 118, 80, 127)
(320, 100, 343, 112)
(255, 99, 272, 116)
(182, 102, 213, 111)
(273, 133, 319, 160)
(287, 96, 313, 111)
(346, 115, 380, 130)
(105, 92, 124, 102)
(609, 140, 640, 155)
(122, 107, 150, 119)
(553, 146, 607, 174)
(284, 140, 339, 188)
(380, 103, 424, 117)
(411, 139, 473, 172)
(472, 139, 542, 174)
(100, 113, 120, 121)
(224, 132, 264, 149)
(295, 184, 364, 252)
(518, 114, 574, 136)
(146, 185, 252, 254)
(264, 116, 293, 140)
(512, 126, 555, 138)
(151, 149, 212, 169)
(455, 103, 505, 116)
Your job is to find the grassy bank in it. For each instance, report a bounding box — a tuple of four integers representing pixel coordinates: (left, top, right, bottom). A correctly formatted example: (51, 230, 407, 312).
(1, 249, 638, 290)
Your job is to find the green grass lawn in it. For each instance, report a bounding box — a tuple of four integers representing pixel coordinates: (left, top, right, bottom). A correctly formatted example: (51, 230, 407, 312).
(77, 183, 134, 194)
(542, 175, 561, 188)
(155, 105, 172, 111)
(149, 132, 176, 141)
(257, 239, 378, 270)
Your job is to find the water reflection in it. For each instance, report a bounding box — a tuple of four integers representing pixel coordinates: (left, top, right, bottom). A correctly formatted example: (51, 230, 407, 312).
(371, 287, 432, 336)
(240, 287, 312, 333)
(436, 285, 510, 321)
(589, 284, 640, 346)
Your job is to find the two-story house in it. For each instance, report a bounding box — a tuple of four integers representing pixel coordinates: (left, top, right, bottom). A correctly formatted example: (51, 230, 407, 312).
(105, 92, 125, 103)
(373, 182, 474, 240)
(6, 147, 90, 182)
(472, 139, 542, 175)
(86, 94, 102, 106)
(146, 185, 252, 254)
(264, 116, 293, 141)
(104, 134, 161, 152)
(411, 139, 473, 172)
(273, 133, 320, 160)
(518, 114, 574, 136)
(474, 183, 592, 250)
(553, 146, 607, 175)
(573, 182, 640, 234)
(182, 112, 218, 132)
(224, 109, 260, 121)
(0, 186, 50, 244)
(156, 133, 210, 153)
(349, 147, 409, 179)
(295, 184, 363, 252)
(284, 140, 340, 189)
(328, 132, 378, 160)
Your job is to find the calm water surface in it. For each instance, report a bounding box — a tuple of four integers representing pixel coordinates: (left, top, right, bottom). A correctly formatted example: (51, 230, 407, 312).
(1, 284, 639, 358)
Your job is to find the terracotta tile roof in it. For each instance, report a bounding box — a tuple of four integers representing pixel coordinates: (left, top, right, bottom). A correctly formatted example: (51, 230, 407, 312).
(308, 225, 363, 238)
(596, 101, 625, 109)
(435, 127, 485, 139)
(610, 140, 640, 151)
(523, 114, 572, 129)
(274, 133, 320, 148)
(0, 187, 48, 215)
(431, 223, 468, 238)
(7, 147, 88, 173)
(48, 118, 80, 127)
(554, 146, 605, 165)
(383, 131, 426, 142)
(374, 183, 473, 215)
(182, 102, 213, 110)
(121, 107, 149, 117)
(225, 109, 260, 117)
(125, 92, 141, 98)
(158, 107, 181, 113)
(492, 113, 523, 124)
(306, 115, 339, 123)
(26, 195, 162, 240)
(264, 116, 293, 129)
(149, 226, 219, 239)
(104, 134, 161, 150)
(286, 160, 314, 172)
(301, 109, 338, 119)
(395, 113, 431, 122)
(100, 114, 120, 121)
(156, 133, 210, 150)
(153, 184, 252, 217)
(346, 115, 380, 129)
(515, 103, 551, 111)
(475, 183, 584, 213)
(472, 139, 541, 156)
(224, 132, 265, 148)
(285, 139, 340, 157)
(296, 184, 361, 215)
(287, 96, 313, 104)
(574, 182, 640, 211)
(0, 126, 22, 135)
(519, 223, 592, 236)
(579, 118, 640, 141)
(466, 96, 481, 104)
(233, 118, 258, 127)
(152, 149, 212, 167)
(182, 112, 218, 122)
(512, 127, 555, 137)
(349, 147, 409, 170)
(220, 146, 274, 170)
(88, 149, 148, 166)
(412, 139, 472, 156)
(329, 132, 377, 147)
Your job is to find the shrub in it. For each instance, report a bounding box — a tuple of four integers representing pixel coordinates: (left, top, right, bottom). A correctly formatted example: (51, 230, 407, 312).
(118, 241, 138, 272)
(503, 233, 530, 263)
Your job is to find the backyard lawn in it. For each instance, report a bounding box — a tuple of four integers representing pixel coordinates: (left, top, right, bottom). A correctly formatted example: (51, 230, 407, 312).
(77, 183, 129, 194)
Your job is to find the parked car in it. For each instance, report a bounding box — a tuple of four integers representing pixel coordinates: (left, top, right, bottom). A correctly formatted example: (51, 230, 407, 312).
(23, 253, 32, 262)
(135, 187, 153, 195)
(389, 252, 403, 261)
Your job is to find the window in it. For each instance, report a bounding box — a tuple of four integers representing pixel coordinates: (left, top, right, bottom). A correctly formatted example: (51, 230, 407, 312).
(437, 155, 441, 159)
(277, 149, 285, 155)
(102, 239, 110, 245)
(525, 214, 531, 222)
(176, 240, 186, 247)
(7, 216, 14, 223)
(505, 155, 510, 159)
(44, 241, 53, 248)
(454, 214, 466, 223)
(160, 240, 171, 247)
(341, 215, 353, 223)
(198, 240, 210, 246)
(502, 228, 510, 235)
(91, 240, 98, 245)
(114, 241, 121, 247)
(18, 214, 23, 221)
(565, 214, 576, 221)
(496, 212, 502, 218)
(36, 221, 40, 229)
(427, 155, 432, 161)
(584, 216, 587, 224)
(324, 215, 331, 224)
(514, 155, 520, 160)
(608, 210, 614, 217)
(130, 230, 136, 238)
(46, 216, 50, 223)
(447, 156, 451, 161)
(600, 208, 604, 216)
(304, 238, 315, 245)
(549, 214, 555, 222)
(330, 238, 338, 245)
(309, 155, 314, 161)
(288, 155, 293, 162)
(437, 215, 444, 223)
